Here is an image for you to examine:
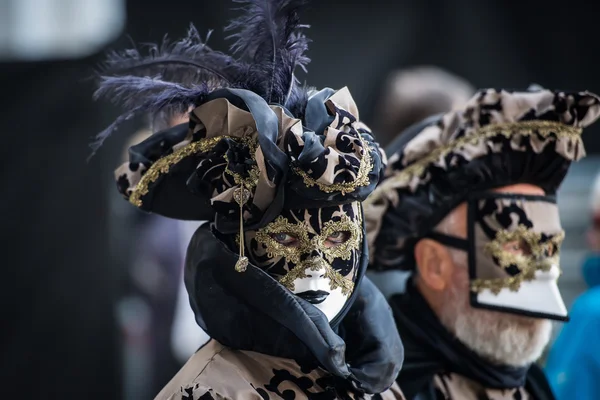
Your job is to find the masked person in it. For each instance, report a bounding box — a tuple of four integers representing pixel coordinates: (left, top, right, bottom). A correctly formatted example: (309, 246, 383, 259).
(364, 87, 600, 400)
(92, 1, 405, 399)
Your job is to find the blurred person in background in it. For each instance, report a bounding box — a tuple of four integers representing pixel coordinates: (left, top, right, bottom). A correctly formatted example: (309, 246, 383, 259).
(371, 66, 474, 147)
(364, 87, 600, 399)
(117, 127, 208, 399)
(92, 1, 405, 399)
(545, 170, 600, 399)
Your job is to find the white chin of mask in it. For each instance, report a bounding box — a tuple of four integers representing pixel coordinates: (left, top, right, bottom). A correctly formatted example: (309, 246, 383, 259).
(292, 274, 349, 322)
(473, 264, 568, 321)
(312, 287, 348, 322)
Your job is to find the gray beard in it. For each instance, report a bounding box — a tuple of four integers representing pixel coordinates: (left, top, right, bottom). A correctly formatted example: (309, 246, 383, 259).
(439, 264, 553, 367)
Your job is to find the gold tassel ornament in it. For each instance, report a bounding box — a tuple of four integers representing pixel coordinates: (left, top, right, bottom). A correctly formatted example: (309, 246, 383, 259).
(233, 183, 251, 272)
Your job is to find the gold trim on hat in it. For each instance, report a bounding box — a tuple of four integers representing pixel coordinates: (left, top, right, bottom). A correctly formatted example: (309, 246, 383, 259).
(129, 134, 260, 208)
(129, 136, 224, 207)
(292, 134, 374, 195)
(223, 135, 260, 189)
(364, 120, 582, 207)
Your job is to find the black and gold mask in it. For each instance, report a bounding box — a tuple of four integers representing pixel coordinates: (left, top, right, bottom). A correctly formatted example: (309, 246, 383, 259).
(245, 202, 363, 321)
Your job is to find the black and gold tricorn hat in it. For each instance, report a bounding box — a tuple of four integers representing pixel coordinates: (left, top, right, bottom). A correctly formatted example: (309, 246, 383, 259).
(365, 87, 600, 272)
(90, 2, 403, 390)
(91, 0, 386, 254)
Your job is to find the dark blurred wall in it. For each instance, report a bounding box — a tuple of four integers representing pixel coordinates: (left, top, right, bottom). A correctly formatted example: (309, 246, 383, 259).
(2, 0, 599, 398)
(0, 60, 122, 398)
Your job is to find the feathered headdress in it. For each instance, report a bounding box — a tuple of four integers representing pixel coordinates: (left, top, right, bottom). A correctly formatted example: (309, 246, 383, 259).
(100, 0, 385, 275)
(91, 0, 311, 155)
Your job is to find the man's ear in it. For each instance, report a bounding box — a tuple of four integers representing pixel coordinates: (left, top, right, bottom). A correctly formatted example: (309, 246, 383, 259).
(414, 239, 455, 292)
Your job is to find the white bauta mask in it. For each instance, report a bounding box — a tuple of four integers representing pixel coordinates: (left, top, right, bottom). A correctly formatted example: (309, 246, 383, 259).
(428, 192, 568, 321)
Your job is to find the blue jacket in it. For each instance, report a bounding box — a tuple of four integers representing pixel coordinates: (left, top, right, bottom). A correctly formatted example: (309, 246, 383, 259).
(545, 255, 600, 399)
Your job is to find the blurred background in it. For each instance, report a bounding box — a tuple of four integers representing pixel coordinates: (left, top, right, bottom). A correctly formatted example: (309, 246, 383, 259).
(2, 0, 599, 399)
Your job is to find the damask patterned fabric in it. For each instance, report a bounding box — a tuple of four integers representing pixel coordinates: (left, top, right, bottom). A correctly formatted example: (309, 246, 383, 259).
(114, 87, 385, 231)
(364, 88, 600, 271)
(156, 340, 406, 400)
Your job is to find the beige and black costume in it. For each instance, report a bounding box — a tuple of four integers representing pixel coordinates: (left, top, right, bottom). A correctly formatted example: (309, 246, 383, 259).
(92, 1, 405, 399)
(364, 88, 600, 400)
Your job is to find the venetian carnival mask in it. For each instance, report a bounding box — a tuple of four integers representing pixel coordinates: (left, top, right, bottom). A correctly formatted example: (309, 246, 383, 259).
(245, 202, 363, 321)
(432, 192, 567, 321)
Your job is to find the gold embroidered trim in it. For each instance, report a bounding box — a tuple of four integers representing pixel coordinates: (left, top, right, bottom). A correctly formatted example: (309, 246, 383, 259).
(470, 260, 558, 294)
(255, 212, 363, 264)
(317, 214, 363, 263)
(278, 257, 355, 296)
(223, 136, 260, 189)
(364, 120, 582, 206)
(487, 225, 565, 260)
(233, 184, 251, 273)
(254, 211, 361, 294)
(292, 135, 374, 195)
(254, 216, 313, 264)
(129, 136, 224, 207)
(471, 224, 565, 294)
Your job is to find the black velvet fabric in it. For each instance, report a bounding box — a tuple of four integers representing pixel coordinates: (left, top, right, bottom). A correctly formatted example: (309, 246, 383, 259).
(127, 123, 216, 221)
(391, 277, 554, 400)
(183, 224, 403, 395)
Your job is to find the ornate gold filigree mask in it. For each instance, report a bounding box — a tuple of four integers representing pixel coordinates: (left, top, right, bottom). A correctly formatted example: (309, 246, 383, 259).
(429, 193, 568, 320)
(245, 202, 363, 321)
(454, 193, 567, 320)
(472, 224, 564, 294)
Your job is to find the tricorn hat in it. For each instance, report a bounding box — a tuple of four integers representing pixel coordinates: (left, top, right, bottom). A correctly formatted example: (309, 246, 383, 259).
(365, 87, 600, 271)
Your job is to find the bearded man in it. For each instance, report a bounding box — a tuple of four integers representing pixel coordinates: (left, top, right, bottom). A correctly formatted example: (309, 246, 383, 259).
(364, 87, 600, 400)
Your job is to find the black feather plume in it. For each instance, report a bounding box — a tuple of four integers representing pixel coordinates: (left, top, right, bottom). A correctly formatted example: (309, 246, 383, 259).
(89, 76, 210, 158)
(285, 81, 313, 121)
(225, 0, 310, 105)
(91, 25, 246, 158)
(90, 0, 311, 158)
(101, 25, 240, 87)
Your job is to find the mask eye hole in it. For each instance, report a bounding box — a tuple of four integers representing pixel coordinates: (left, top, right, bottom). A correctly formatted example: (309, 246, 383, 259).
(324, 231, 350, 248)
(502, 239, 531, 256)
(540, 241, 557, 257)
(270, 232, 300, 247)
